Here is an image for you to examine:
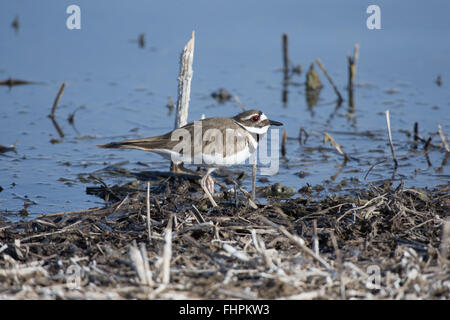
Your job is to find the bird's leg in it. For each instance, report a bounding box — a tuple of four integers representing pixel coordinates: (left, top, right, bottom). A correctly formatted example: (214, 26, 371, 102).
(170, 162, 182, 173)
(201, 169, 218, 207)
(205, 175, 215, 195)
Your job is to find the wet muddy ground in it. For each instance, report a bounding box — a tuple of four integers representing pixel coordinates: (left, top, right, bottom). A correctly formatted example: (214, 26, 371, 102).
(0, 175, 449, 299)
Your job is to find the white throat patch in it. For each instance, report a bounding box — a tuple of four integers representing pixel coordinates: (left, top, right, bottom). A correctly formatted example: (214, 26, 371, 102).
(240, 124, 269, 135)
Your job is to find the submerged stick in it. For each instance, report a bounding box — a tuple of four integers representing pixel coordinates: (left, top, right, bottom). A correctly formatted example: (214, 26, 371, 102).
(385, 110, 398, 169)
(49, 82, 66, 119)
(315, 58, 343, 104)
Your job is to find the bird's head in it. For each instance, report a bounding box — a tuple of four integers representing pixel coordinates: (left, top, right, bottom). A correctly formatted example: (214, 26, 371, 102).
(233, 109, 283, 134)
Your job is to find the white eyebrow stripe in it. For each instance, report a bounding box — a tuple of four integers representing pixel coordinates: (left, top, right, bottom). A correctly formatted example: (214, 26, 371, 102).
(241, 113, 260, 121)
(260, 114, 267, 121)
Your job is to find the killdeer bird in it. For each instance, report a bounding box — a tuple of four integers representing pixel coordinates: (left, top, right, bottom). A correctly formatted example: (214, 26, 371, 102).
(98, 109, 282, 207)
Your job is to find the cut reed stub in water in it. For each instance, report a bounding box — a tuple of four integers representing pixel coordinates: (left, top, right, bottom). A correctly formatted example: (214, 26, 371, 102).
(347, 44, 359, 90)
(347, 44, 359, 108)
(281, 130, 288, 157)
(413, 122, 419, 148)
(282, 33, 289, 81)
(437, 124, 449, 153)
(385, 110, 398, 169)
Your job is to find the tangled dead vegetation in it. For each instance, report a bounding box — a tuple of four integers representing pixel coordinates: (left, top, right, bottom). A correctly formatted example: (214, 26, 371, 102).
(0, 177, 449, 299)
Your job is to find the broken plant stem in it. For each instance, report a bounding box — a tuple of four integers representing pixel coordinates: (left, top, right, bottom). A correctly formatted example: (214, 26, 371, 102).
(437, 124, 449, 153)
(49, 82, 66, 119)
(147, 182, 151, 241)
(385, 110, 398, 169)
(172, 31, 195, 172)
(315, 58, 343, 104)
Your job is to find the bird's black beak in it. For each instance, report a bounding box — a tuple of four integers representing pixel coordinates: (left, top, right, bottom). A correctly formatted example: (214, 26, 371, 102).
(269, 120, 283, 126)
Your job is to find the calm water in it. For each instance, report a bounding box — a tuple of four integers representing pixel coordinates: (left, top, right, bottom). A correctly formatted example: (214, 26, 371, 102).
(1, 0, 449, 219)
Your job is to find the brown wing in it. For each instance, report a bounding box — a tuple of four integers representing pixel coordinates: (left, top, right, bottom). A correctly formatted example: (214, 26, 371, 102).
(97, 117, 243, 154)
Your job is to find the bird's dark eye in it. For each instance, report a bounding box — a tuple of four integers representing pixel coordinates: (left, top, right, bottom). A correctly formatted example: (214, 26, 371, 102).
(251, 115, 260, 122)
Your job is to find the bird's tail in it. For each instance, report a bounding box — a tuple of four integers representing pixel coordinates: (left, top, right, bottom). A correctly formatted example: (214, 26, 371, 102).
(97, 137, 162, 151)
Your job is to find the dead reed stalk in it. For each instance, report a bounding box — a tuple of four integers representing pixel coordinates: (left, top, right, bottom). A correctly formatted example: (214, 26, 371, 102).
(160, 215, 173, 284)
(282, 34, 289, 82)
(347, 44, 359, 108)
(174, 31, 195, 129)
(172, 31, 195, 172)
(281, 130, 288, 157)
(315, 58, 343, 104)
(252, 159, 257, 201)
(385, 110, 398, 169)
(49, 82, 66, 119)
(347, 44, 359, 90)
(437, 124, 449, 152)
(146, 182, 151, 241)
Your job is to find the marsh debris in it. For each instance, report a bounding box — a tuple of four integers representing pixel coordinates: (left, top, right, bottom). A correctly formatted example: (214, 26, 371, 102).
(0, 78, 36, 88)
(0, 141, 18, 154)
(435, 75, 442, 87)
(11, 16, 20, 32)
(211, 88, 232, 103)
(305, 63, 323, 108)
(0, 175, 448, 299)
